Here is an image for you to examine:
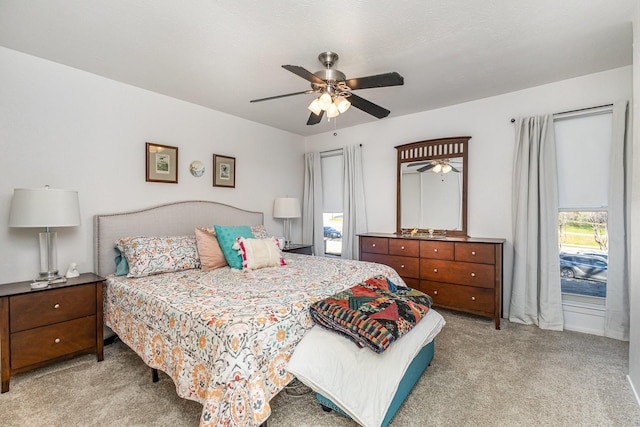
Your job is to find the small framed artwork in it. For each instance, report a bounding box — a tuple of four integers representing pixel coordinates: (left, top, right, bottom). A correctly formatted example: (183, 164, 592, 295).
(146, 142, 178, 183)
(213, 154, 236, 188)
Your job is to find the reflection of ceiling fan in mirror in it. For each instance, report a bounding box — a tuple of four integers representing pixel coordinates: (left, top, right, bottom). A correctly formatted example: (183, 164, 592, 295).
(407, 159, 461, 173)
(249, 52, 404, 125)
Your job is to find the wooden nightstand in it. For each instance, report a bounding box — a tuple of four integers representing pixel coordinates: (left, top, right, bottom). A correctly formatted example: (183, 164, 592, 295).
(0, 273, 104, 393)
(282, 243, 314, 255)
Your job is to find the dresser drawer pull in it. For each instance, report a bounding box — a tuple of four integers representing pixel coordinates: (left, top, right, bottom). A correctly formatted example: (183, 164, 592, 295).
(401, 246, 405, 250)
(433, 248, 438, 253)
(54, 338, 61, 344)
(471, 251, 476, 256)
(54, 303, 60, 309)
(372, 243, 376, 248)
(433, 290, 438, 295)
(471, 296, 476, 301)
(471, 272, 476, 277)
(433, 268, 438, 273)
(400, 264, 405, 268)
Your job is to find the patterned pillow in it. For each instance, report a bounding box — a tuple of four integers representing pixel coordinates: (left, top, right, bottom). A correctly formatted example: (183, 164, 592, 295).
(194, 228, 227, 271)
(235, 237, 286, 270)
(213, 225, 255, 269)
(251, 224, 271, 239)
(116, 235, 200, 278)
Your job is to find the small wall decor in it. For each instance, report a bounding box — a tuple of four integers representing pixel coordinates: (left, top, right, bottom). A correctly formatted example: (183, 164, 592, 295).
(146, 142, 178, 183)
(189, 160, 205, 177)
(213, 154, 236, 188)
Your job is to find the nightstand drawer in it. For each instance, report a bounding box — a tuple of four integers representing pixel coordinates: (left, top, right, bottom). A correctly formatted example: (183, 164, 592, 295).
(11, 315, 97, 370)
(10, 284, 96, 332)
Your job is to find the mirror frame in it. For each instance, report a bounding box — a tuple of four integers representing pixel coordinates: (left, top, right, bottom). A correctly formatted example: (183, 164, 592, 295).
(396, 136, 470, 237)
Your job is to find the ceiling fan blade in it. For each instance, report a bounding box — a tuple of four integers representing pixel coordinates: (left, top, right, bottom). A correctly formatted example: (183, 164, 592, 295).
(347, 93, 390, 119)
(407, 161, 433, 167)
(282, 65, 326, 85)
(250, 90, 313, 103)
(417, 164, 436, 173)
(307, 110, 324, 125)
(345, 72, 404, 90)
(450, 166, 460, 173)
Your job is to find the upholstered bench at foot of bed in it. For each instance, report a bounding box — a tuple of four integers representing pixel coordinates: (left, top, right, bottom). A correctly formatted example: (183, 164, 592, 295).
(316, 339, 435, 427)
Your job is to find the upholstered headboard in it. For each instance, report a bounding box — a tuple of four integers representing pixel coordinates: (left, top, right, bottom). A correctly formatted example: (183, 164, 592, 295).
(93, 200, 264, 277)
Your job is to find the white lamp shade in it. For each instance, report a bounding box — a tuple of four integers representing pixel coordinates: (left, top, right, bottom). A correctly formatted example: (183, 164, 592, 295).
(335, 96, 351, 113)
(318, 92, 333, 110)
(327, 103, 340, 118)
(273, 197, 301, 218)
(9, 188, 81, 228)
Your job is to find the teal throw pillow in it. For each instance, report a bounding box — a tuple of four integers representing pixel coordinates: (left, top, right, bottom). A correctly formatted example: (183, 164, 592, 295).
(214, 225, 254, 269)
(114, 247, 130, 276)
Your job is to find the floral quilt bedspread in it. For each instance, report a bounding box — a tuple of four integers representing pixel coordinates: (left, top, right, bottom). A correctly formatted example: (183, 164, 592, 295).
(103, 254, 402, 427)
(310, 275, 433, 353)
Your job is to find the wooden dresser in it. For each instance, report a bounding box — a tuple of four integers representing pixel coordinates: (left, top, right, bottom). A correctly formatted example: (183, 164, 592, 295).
(0, 273, 104, 392)
(359, 233, 504, 329)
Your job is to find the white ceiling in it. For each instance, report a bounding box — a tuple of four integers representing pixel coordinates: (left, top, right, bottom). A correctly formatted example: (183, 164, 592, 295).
(0, 0, 635, 137)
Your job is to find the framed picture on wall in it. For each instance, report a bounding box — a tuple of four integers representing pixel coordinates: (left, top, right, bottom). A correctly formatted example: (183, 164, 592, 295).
(213, 154, 235, 188)
(146, 142, 178, 183)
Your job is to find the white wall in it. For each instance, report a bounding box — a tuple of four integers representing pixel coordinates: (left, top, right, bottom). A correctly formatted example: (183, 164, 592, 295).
(304, 66, 632, 318)
(628, 2, 640, 405)
(0, 47, 305, 284)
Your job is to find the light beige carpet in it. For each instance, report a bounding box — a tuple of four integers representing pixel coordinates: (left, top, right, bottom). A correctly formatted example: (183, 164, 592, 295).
(1, 309, 639, 426)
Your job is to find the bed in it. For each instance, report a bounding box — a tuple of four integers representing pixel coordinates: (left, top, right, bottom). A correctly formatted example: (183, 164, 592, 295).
(94, 200, 444, 427)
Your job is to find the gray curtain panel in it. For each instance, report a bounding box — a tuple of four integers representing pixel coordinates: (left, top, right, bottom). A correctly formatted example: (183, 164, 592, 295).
(341, 144, 368, 260)
(302, 152, 325, 257)
(605, 100, 631, 340)
(509, 115, 564, 330)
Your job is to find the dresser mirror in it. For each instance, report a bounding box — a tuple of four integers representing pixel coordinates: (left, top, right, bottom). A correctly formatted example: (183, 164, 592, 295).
(396, 136, 469, 237)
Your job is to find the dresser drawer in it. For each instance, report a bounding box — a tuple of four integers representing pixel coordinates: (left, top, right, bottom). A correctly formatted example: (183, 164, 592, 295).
(420, 259, 495, 288)
(10, 284, 96, 332)
(389, 239, 419, 257)
(11, 315, 97, 370)
(360, 253, 419, 279)
(455, 242, 495, 264)
(419, 241, 454, 260)
(360, 237, 389, 255)
(420, 281, 494, 314)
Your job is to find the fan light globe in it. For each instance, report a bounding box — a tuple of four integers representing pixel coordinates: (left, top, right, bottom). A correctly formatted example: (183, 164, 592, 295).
(308, 98, 322, 115)
(433, 164, 442, 173)
(335, 96, 351, 113)
(318, 92, 333, 110)
(442, 164, 452, 173)
(327, 103, 340, 118)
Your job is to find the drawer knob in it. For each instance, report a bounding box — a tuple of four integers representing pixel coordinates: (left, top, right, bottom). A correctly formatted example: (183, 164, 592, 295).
(471, 296, 476, 301)
(433, 290, 438, 295)
(372, 243, 376, 248)
(434, 248, 438, 253)
(400, 264, 405, 268)
(54, 303, 60, 309)
(401, 246, 405, 250)
(471, 272, 476, 277)
(54, 338, 61, 344)
(433, 268, 438, 273)
(472, 251, 476, 255)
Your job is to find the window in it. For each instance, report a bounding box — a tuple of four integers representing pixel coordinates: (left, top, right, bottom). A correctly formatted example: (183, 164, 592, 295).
(555, 108, 612, 304)
(321, 152, 343, 256)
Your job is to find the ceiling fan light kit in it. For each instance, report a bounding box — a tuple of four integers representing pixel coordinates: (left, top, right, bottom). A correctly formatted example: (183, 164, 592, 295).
(251, 51, 404, 125)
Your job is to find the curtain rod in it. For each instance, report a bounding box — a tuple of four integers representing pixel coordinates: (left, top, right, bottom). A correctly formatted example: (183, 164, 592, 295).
(320, 143, 362, 155)
(509, 103, 613, 123)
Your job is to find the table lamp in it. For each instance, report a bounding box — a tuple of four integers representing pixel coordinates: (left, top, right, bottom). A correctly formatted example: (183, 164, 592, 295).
(273, 197, 300, 249)
(9, 186, 81, 284)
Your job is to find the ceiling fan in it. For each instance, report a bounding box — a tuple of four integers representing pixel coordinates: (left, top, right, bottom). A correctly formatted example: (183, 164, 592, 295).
(250, 52, 404, 125)
(407, 159, 461, 173)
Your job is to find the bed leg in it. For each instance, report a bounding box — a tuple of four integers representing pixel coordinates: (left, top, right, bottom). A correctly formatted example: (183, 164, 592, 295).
(151, 368, 159, 383)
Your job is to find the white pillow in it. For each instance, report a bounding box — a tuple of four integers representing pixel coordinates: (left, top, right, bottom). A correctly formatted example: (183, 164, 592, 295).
(235, 237, 286, 270)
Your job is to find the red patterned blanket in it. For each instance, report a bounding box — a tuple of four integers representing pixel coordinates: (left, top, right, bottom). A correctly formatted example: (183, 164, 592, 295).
(309, 275, 433, 353)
